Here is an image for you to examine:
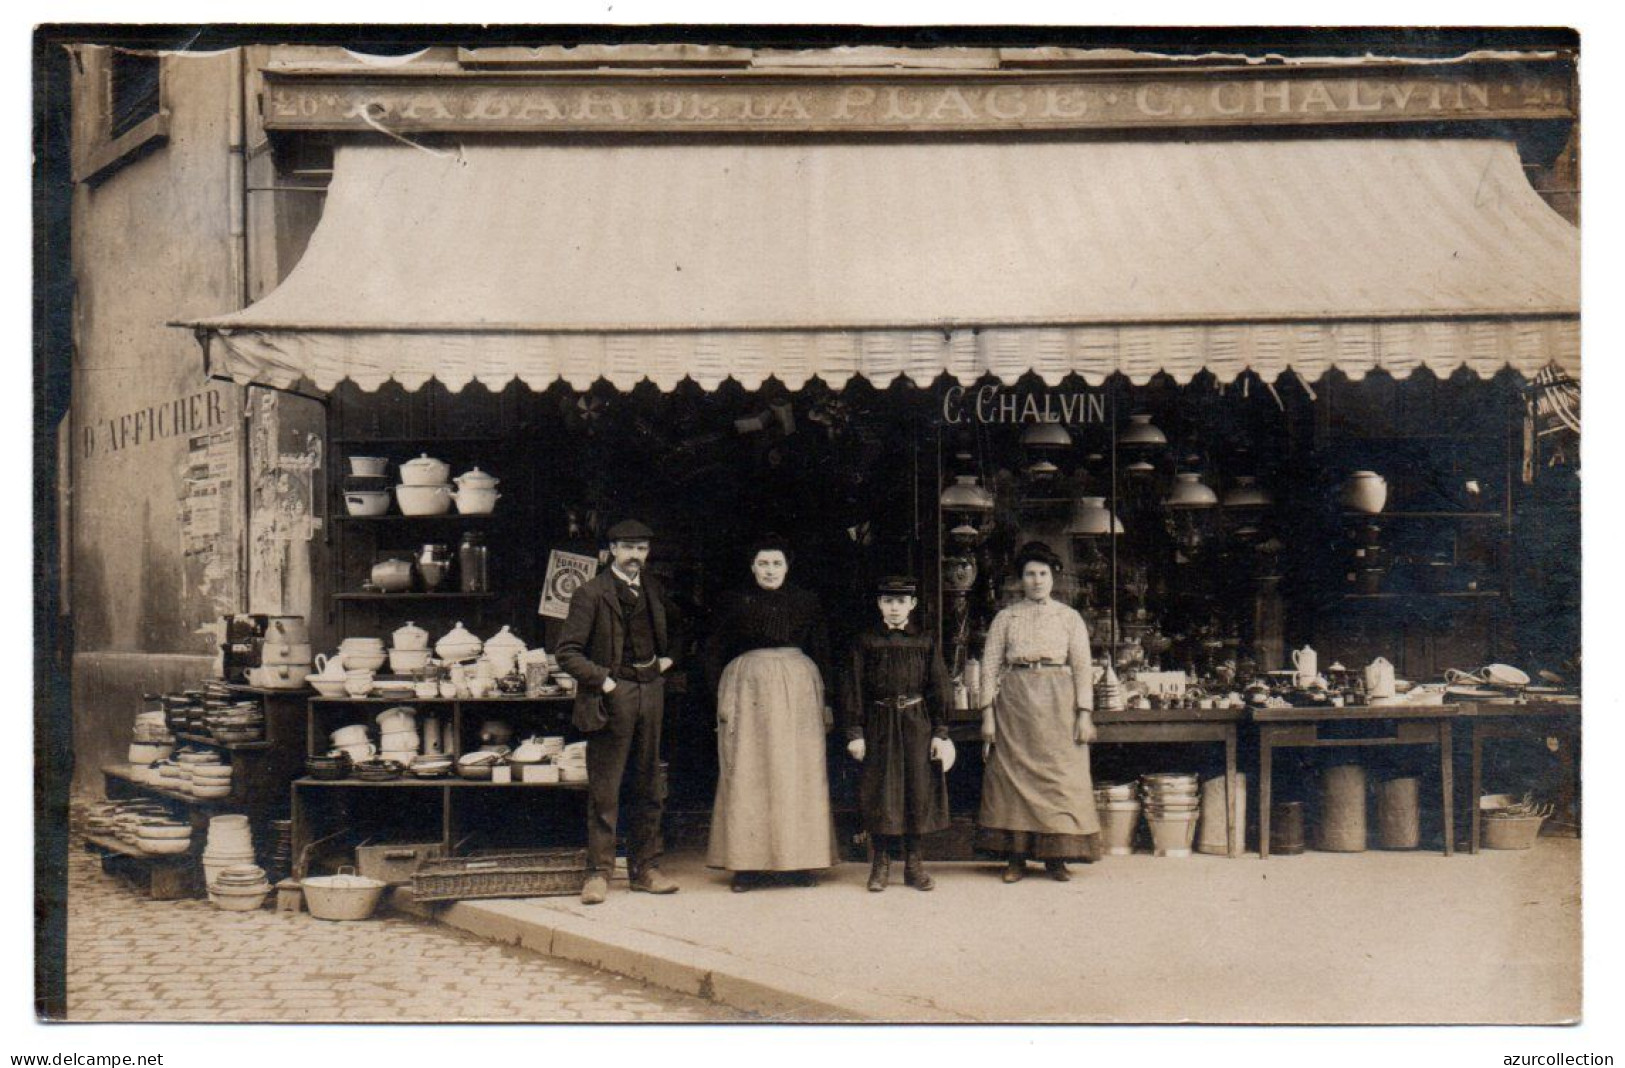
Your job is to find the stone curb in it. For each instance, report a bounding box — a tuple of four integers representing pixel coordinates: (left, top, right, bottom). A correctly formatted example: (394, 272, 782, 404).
(400, 891, 965, 1022)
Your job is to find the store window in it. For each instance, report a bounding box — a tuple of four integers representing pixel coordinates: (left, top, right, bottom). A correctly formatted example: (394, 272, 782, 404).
(72, 46, 169, 184)
(107, 49, 160, 139)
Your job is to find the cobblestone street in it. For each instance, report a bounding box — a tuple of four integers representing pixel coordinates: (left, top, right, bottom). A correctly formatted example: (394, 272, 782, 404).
(64, 839, 747, 1023)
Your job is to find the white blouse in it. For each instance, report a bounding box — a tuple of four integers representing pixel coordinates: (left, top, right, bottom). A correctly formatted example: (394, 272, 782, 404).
(977, 598, 1094, 711)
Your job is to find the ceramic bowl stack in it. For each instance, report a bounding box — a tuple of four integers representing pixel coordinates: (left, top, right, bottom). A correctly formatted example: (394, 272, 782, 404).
(1140, 772, 1201, 857)
(396, 454, 453, 516)
(128, 710, 174, 766)
(339, 637, 387, 673)
(136, 817, 194, 856)
(188, 762, 234, 800)
(375, 706, 421, 763)
(388, 621, 432, 677)
(204, 700, 264, 745)
(208, 864, 272, 911)
(306, 751, 352, 781)
(202, 815, 256, 889)
(1093, 781, 1142, 856)
(558, 741, 589, 783)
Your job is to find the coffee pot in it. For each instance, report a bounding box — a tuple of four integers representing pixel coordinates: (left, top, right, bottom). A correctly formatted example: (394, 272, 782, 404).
(1364, 657, 1396, 699)
(1291, 645, 1318, 687)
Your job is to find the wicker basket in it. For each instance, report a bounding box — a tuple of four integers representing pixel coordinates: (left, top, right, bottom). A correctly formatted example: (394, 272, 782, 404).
(411, 849, 589, 902)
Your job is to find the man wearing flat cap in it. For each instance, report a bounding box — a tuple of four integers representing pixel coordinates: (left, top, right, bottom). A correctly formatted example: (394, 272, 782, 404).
(556, 519, 684, 904)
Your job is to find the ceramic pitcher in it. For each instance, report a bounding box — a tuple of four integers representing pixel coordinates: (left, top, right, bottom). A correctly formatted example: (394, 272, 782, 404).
(1291, 645, 1318, 687)
(1364, 657, 1396, 699)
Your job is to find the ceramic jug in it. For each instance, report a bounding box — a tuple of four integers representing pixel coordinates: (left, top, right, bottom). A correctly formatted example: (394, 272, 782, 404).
(1291, 645, 1318, 687)
(1364, 657, 1396, 699)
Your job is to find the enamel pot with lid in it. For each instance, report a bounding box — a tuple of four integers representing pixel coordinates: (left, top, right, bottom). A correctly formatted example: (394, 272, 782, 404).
(435, 621, 483, 662)
(399, 454, 451, 487)
(453, 467, 500, 491)
(392, 621, 430, 651)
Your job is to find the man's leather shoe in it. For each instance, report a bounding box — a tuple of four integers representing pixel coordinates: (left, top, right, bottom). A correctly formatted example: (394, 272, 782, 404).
(580, 874, 609, 905)
(630, 867, 679, 894)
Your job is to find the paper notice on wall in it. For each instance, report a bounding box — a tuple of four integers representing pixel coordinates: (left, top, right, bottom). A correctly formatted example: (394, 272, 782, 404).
(539, 549, 599, 619)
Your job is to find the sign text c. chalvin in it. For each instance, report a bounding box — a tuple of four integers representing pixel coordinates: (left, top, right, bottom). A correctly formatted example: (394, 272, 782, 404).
(942, 385, 1108, 426)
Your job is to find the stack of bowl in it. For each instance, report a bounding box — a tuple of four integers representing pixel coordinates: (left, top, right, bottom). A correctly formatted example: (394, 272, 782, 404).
(136, 818, 194, 856)
(339, 637, 387, 672)
(202, 815, 256, 888)
(375, 706, 421, 763)
(306, 751, 352, 781)
(209, 864, 272, 911)
(558, 742, 589, 783)
(1093, 781, 1142, 856)
(388, 621, 431, 679)
(189, 762, 234, 800)
(1140, 772, 1201, 858)
(204, 700, 265, 745)
(396, 454, 452, 516)
(343, 455, 392, 516)
(129, 710, 174, 766)
(329, 724, 375, 764)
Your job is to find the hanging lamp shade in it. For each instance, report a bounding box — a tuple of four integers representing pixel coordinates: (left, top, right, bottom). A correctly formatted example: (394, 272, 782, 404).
(1066, 496, 1125, 535)
(1120, 414, 1168, 447)
(1165, 472, 1219, 508)
(1021, 422, 1073, 449)
(1221, 476, 1274, 508)
(940, 474, 995, 512)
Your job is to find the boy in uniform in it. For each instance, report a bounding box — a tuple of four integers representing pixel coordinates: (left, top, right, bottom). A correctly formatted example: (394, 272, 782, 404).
(842, 576, 955, 891)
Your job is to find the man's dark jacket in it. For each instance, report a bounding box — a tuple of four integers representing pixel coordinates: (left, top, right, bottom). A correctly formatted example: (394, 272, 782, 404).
(555, 569, 682, 732)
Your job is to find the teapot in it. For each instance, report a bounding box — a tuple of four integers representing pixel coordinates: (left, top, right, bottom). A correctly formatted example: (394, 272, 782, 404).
(1364, 657, 1396, 699)
(1291, 645, 1318, 687)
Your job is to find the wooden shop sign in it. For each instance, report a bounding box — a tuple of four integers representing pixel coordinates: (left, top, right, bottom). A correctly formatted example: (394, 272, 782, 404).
(261, 65, 1573, 135)
(942, 384, 1108, 426)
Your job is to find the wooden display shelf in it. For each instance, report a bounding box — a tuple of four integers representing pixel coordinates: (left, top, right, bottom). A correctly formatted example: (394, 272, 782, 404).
(101, 764, 233, 807)
(81, 831, 183, 861)
(172, 731, 271, 751)
(333, 591, 496, 602)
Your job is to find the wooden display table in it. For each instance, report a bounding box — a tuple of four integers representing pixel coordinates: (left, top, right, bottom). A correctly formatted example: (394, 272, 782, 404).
(947, 705, 1245, 858)
(1459, 699, 1581, 853)
(1253, 704, 1461, 859)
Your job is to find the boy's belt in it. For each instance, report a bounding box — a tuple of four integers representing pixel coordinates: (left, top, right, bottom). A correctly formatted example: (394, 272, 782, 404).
(872, 695, 925, 709)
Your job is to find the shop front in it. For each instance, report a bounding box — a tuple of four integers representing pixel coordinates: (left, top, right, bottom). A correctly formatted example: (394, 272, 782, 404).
(165, 47, 1576, 862)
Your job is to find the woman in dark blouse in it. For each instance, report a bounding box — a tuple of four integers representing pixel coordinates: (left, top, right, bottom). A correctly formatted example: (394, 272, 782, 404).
(704, 536, 838, 890)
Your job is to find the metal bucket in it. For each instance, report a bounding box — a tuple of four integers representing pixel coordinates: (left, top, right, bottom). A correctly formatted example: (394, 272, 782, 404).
(1096, 800, 1141, 856)
(1146, 811, 1198, 857)
(1270, 801, 1306, 855)
(1318, 764, 1368, 852)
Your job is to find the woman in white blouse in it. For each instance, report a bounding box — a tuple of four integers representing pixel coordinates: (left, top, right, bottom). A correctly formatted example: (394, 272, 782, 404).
(976, 541, 1101, 882)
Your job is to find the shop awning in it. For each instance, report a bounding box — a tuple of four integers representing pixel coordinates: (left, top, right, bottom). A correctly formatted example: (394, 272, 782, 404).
(184, 137, 1578, 392)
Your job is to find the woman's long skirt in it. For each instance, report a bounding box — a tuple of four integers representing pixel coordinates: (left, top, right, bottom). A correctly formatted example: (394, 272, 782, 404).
(707, 648, 838, 871)
(975, 667, 1102, 861)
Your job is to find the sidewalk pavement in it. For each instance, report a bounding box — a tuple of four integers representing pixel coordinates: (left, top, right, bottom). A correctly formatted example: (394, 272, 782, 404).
(428, 838, 1581, 1024)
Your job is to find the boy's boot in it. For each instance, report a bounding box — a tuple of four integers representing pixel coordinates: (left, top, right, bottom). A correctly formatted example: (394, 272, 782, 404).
(867, 839, 891, 892)
(902, 835, 934, 891)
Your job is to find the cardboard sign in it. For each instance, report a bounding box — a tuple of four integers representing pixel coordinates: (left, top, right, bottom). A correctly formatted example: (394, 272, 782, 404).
(538, 549, 598, 619)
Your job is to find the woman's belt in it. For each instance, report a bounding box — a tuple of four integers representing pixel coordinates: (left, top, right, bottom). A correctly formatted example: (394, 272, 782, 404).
(1006, 659, 1068, 671)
